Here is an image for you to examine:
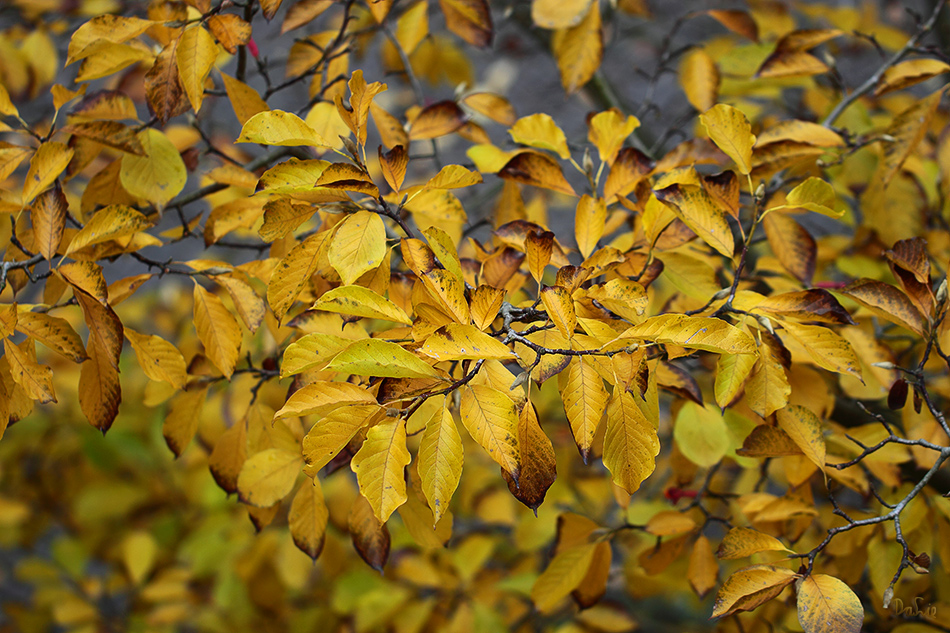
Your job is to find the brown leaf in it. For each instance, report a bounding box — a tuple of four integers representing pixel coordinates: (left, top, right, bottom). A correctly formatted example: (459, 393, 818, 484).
(379, 144, 408, 193)
(706, 9, 759, 42)
(737, 424, 803, 457)
(144, 40, 188, 124)
(79, 340, 121, 433)
(503, 403, 556, 513)
(439, 0, 492, 47)
(349, 493, 390, 571)
(755, 289, 855, 325)
(498, 152, 577, 196)
(408, 101, 467, 140)
(31, 184, 67, 260)
(763, 212, 815, 284)
(842, 279, 927, 336)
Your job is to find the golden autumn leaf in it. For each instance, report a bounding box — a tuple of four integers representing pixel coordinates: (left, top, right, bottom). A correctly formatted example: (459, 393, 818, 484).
(876, 58, 950, 95)
(124, 328, 187, 389)
(531, 542, 599, 613)
(193, 282, 242, 379)
(408, 101, 466, 140)
(558, 358, 606, 463)
(288, 480, 329, 560)
(674, 401, 730, 468)
(65, 205, 152, 257)
(119, 128, 187, 209)
(419, 397, 463, 525)
(267, 232, 325, 323)
(312, 285, 412, 324)
(550, 0, 602, 94)
(797, 574, 864, 633)
(603, 389, 659, 494)
(509, 113, 571, 159)
(688, 535, 719, 598)
(439, 0, 492, 47)
(775, 405, 826, 473)
(421, 323, 515, 361)
(841, 279, 928, 337)
(207, 14, 251, 54)
(717, 527, 793, 559)
(238, 448, 303, 508)
(220, 71, 270, 126)
(680, 48, 719, 113)
(654, 183, 735, 257)
(351, 417, 411, 523)
(327, 339, 441, 379)
(237, 110, 332, 147)
(712, 565, 799, 618)
(22, 142, 73, 206)
(459, 384, 520, 478)
(497, 152, 576, 196)
(162, 386, 208, 457)
(328, 211, 387, 285)
(301, 404, 380, 477)
(699, 104, 755, 175)
(621, 315, 756, 355)
(4, 340, 56, 404)
(176, 26, 217, 113)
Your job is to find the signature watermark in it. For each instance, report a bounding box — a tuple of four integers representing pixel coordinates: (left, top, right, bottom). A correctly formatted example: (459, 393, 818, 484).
(888, 597, 938, 618)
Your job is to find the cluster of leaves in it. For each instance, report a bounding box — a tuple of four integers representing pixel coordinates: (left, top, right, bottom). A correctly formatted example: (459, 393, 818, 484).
(1, 0, 950, 631)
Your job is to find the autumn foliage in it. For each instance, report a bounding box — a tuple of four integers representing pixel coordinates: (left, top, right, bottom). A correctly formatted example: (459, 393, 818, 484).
(2, 0, 950, 631)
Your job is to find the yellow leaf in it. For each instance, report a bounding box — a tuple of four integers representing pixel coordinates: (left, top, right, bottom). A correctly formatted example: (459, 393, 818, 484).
(586, 278, 648, 323)
(176, 26, 217, 112)
(420, 268, 470, 324)
(193, 282, 242, 379)
(267, 232, 326, 323)
(216, 276, 265, 333)
(337, 70, 387, 147)
(22, 142, 74, 206)
(470, 285, 505, 331)
(764, 211, 816, 284)
(162, 386, 208, 457)
(351, 418, 411, 523)
(209, 419, 247, 494)
(559, 358, 606, 462)
(421, 226, 463, 282)
(551, 0, 602, 94)
(328, 211, 387, 285)
(755, 120, 844, 147)
(66, 15, 154, 65)
(746, 337, 791, 417)
(878, 90, 942, 186)
(531, 0, 592, 29)
(238, 448, 303, 507)
(776, 405, 826, 473)
(688, 535, 719, 598)
(302, 404, 381, 476)
(603, 389, 659, 494)
(78, 334, 121, 433)
(421, 323, 515, 361)
(717, 527, 792, 559)
(674, 401, 729, 468)
(681, 48, 719, 113)
(621, 314, 756, 355)
(236, 110, 332, 147)
(573, 195, 606, 259)
(121, 531, 157, 585)
(125, 328, 187, 389)
(778, 177, 840, 217)
(288, 480, 329, 560)
(877, 58, 950, 95)
(327, 339, 441, 379)
(119, 128, 187, 209)
(587, 110, 639, 164)
(781, 321, 862, 381)
(276, 381, 378, 419)
(460, 384, 520, 478)
(65, 205, 152, 257)
(280, 332, 355, 377)
(655, 184, 735, 257)
(419, 397, 463, 525)
(712, 564, 799, 618)
(4, 340, 56, 404)
(509, 113, 571, 159)
(206, 14, 251, 54)
(0, 83, 19, 117)
(531, 542, 598, 613)
(424, 164, 483, 190)
(715, 352, 756, 409)
(220, 71, 269, 126)
(796, 574, 864, 633)
(312, 285, 411, 324)
(540, 286, 577, 339)
(699, 104, 755, 175)
(304, 101, 351, 151)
